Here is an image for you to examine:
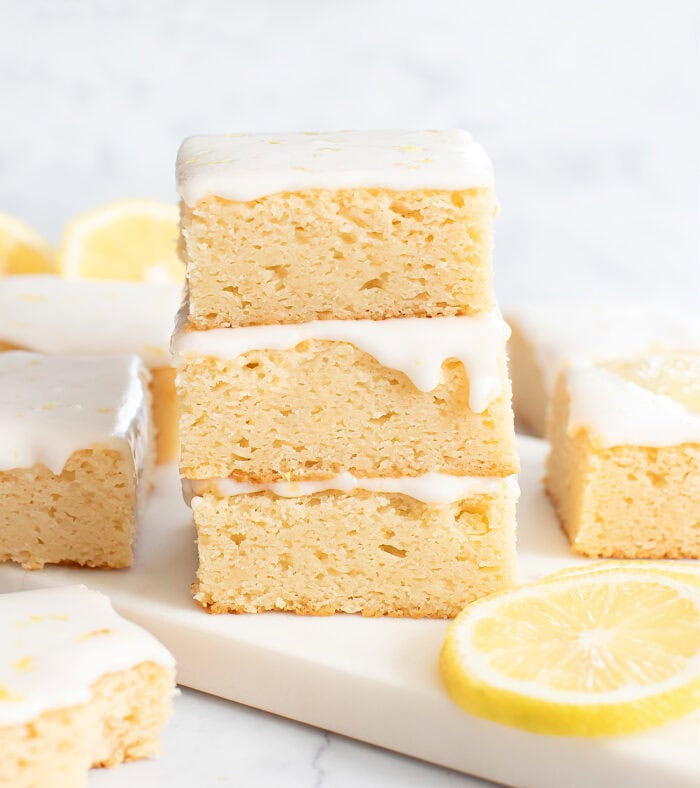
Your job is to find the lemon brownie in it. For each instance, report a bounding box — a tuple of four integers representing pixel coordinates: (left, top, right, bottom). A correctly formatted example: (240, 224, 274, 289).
(173, 310, 518, 480)
(507, 302, 700, 436)
(0, 586, 175, 788)
(177, 130, 496, 328)
(0, 352, 152, 569)
(174, 128, 518, 617)
(545, 354, 700, 558)
(188, 474, 518, 616)
(0, 275, 182, 463)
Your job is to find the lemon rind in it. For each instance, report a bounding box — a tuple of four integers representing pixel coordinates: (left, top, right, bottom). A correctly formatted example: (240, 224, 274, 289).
(441, 572, 700, 737)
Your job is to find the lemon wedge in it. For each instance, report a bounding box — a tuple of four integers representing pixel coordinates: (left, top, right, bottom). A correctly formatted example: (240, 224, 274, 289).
(57, 199, 182, 283)
(0, 213, 54, 274)
(441, 570, 700, 736)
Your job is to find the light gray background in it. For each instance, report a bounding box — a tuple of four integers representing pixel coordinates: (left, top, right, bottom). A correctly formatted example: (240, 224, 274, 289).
(1, 2, 698, 786)
(2, 0, 699, 308)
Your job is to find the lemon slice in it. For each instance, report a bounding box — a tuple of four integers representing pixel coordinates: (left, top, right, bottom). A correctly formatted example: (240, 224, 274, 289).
(544, 560, 700, 587)
(0, 213, 54, 274)
(57, 199, 182, 283)
(441, 571, 700, 736)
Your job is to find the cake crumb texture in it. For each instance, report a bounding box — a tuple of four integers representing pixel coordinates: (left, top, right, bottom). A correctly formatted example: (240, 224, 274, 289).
(545, 376, 700, 559)
(0, 662, 174, 788)
(182, 188, 496, 328)
(192, 487, 517, 617)
(0, 448, 138, 570)
(177, 343, 518, 480)
(150, 365, 179, 464)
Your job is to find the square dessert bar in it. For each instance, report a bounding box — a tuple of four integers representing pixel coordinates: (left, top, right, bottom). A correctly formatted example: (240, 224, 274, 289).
(506, 302, 700, 437)
(545, 354, 700, 559)
(0, 586, 175, 788)
(189, 477, 518, 616)
(0, 276, 182, 463)
(173, 313, 518, 481)
(177, 130, 497, 327)
(0, 352, 153, 569)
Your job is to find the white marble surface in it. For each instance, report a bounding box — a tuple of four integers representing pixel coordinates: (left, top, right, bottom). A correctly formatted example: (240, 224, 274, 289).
(1, 2, 698, 785)
(91, 688, 483, 788)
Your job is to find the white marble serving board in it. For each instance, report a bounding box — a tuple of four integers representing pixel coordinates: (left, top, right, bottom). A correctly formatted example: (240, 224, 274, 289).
(0, 436, 697, 788)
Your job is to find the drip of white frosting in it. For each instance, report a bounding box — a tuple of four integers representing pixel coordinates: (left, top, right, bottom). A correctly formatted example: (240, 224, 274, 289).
(176, 129, 494, 205)
(172, 311, 509, 413)
(0, 276, 182, 368)
(507, 302, 700, 395)
(0, 585, 174, 726)
(565, 365, 700, 447)
(184, 473, 519, 506)
(0, 352, 150, 475)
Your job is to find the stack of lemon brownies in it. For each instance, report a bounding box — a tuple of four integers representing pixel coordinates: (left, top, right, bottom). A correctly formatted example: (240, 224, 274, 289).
(173, 130, 519, 617)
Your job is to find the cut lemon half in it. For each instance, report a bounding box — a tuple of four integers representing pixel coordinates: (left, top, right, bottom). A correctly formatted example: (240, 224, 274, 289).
(0, 213, 54, 274)
(441, 570, 700, 736)
(57, 199, 182, 283)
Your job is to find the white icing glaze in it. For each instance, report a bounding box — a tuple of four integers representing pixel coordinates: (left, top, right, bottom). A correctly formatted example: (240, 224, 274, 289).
(507, 302, 700, 395)
(172, 311, 510, 413)
(176, 129, 494, 205)
(565, 364, 700, 447)
(0, 585, 174, 726)
(0, 352, 150, 474)
(0, 276, 182, 368)
(184, 473, 519, 506)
